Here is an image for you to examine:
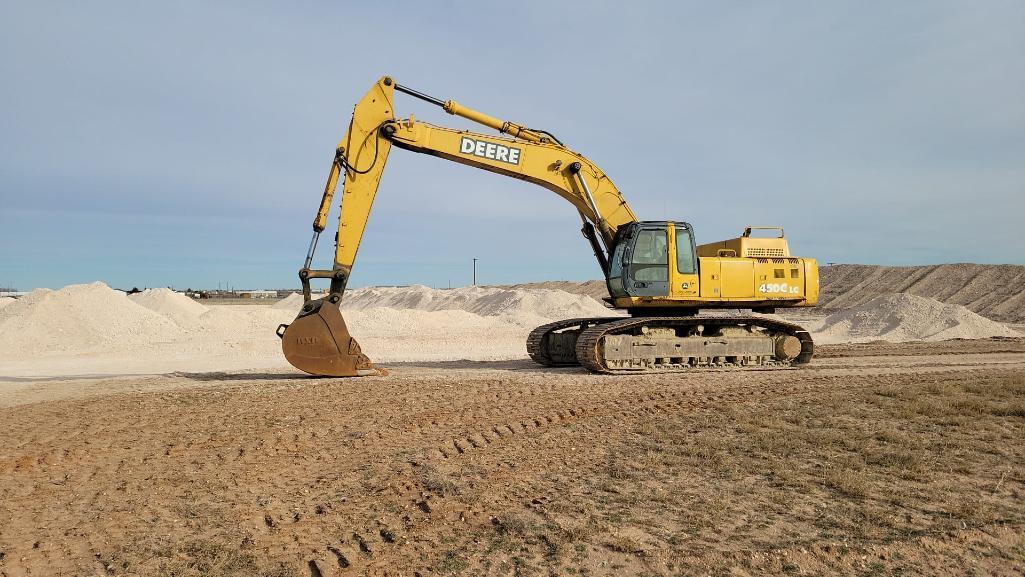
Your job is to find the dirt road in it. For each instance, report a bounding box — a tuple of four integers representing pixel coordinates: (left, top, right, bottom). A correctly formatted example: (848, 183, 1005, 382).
(2, 339, 1024, 576)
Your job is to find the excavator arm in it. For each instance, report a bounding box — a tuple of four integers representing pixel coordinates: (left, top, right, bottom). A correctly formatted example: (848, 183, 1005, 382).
(281, 75, 640, 377)
(298, 76, 637, 301)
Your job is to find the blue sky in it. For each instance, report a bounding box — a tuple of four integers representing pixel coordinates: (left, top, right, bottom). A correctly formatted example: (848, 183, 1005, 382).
(1, 1, 1023, 290)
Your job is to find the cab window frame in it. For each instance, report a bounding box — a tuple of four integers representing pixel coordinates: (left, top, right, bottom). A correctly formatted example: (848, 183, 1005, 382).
(675, 224, 697, 275)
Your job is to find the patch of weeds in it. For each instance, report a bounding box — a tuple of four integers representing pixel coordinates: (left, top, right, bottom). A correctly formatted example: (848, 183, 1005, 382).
(553, 519, 593, 543)
(823, 468, 869, 498)
(863, 446, 921, 470)
(539, 530, 565, 559)
(159, 538, 262, 577)
(944, 496, 1000, 527)
(605, 450, 632, 480)
(433, 549, 468, 574)
(493, 511, 534, 536)
(873, 387, 901, 398)
(989, 401, 1025, 417)
(260, 564, 299, 577)
(486, 532, 517, 554)
(605, 535, 646, 556)
(416, 464, 461, 496)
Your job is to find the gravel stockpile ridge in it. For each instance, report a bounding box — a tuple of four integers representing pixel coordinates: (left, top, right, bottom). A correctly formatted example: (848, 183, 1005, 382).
(0, 283, 184, 356)
(0, 283, 615, 377)
(815, 293, 1020, 344)
(506, 264, 1025, 324)
(1, 281, 1018, 378)
(819, 264, 1025, 322)
(340, 285, 614, 319)
(128, 288, 209, 325)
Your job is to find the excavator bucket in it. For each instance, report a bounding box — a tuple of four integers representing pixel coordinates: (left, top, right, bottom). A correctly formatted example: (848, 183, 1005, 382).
(277, 297, 377, 377)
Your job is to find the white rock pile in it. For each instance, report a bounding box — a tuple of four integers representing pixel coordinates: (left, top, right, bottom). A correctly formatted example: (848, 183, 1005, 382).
(129, 288, 208, 326)
(0, 283, 1017, 378)
(814, 293, 1021, 344)
(0, 282, 615, 377)
(0, 283, 184, 355)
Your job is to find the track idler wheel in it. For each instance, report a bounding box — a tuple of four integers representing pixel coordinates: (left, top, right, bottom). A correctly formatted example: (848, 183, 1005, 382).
(774, 334, 803, 362)
(277, 296, 378, 377)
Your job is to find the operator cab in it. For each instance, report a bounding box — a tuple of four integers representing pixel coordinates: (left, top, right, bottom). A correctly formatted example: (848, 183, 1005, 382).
(606, 221, 697, 299)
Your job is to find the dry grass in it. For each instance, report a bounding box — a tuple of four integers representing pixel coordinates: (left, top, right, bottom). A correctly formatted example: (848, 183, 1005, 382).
(4, 359, 1023, 577)
(460, 375, 1025, 575)
(416, 462, 463, 496)
(104, 536, 296, 577)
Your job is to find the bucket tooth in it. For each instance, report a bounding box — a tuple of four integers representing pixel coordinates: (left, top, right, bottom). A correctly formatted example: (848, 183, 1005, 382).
(277, 297, 376, 377)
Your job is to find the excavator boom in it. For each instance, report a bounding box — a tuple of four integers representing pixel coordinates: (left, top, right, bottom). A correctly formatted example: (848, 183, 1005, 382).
(311, 76, 636, 293)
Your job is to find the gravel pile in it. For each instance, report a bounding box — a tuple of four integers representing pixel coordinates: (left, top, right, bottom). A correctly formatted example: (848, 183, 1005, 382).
(0, 283, 616, 377)
(0, 283, 184, 355)
(815, 293, 1020, 344)
(2, 283, 1017, 378)
(128, 288, 208, 326)
(339, 285, 614, 319)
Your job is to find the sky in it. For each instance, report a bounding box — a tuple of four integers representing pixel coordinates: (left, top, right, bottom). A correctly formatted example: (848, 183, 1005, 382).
(1, 1, 1023, 291)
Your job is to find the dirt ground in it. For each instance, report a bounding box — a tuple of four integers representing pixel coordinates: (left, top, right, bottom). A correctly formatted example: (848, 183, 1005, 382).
(2, 339, 1024, 576)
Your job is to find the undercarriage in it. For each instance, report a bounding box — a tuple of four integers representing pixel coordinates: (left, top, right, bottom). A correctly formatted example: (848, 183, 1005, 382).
(528, 315, 813, 374)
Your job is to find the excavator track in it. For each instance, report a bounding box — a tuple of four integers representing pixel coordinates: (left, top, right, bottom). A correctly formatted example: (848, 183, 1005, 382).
(527, 317, 623, 366)
(566, 316, 813, 374)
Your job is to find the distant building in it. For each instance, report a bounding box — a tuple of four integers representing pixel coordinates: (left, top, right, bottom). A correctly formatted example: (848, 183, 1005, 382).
(276, 289, 326, 298)
(238, 290, 277, 299)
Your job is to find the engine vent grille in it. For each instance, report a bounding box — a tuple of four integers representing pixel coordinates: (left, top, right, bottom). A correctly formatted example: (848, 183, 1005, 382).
(747, 247, 787, 258)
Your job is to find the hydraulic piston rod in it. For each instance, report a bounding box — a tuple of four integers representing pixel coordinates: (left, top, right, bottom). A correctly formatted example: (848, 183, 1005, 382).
(395, 82, 547, 144)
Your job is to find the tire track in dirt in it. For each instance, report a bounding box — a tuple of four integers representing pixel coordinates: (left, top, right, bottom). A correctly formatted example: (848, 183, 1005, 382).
(410, 365, 1025, 560)
(425, 366, 1025, 465)
(2, 348, 1023, 576)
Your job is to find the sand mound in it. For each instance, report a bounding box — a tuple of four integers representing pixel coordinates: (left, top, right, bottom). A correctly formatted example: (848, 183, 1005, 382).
(512, 265, 1025, 324)
(818, 264, 1025, 323)
(0, 282, 620, 377)
(0, 297, 14, 309)
(341, 285, 613, 318)
(339, 307, 540, 362)
(814, 293, 1020, 344)
(271, 285, 613, 324)
(128, 288, 208, 325)
(19, 281, 1016, 378)
(272, 293, 305, 310)
(505, 280, 610, 301)
(0, 282, 184, 356)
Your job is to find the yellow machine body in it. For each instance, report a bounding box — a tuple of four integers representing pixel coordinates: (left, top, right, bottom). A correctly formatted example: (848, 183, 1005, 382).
(609, 223, 818, 311)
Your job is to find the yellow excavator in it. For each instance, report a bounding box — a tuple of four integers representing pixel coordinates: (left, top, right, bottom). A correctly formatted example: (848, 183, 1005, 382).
(277, 76, 818, 376)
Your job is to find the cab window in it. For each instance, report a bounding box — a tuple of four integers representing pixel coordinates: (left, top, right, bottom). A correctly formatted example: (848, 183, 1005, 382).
(607, 239, 628, 296)
(630, 229, 668, 282)
(675, 226, 696, 274)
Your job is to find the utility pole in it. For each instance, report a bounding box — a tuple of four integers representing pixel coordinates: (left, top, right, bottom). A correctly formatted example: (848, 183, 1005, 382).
(472, 258, 478, 286)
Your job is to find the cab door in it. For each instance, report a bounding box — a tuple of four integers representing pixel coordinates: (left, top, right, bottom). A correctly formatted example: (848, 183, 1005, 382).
(670, 223, 700, 298)
(624, 225, 669, 297)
